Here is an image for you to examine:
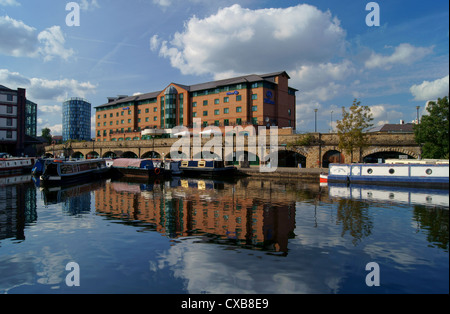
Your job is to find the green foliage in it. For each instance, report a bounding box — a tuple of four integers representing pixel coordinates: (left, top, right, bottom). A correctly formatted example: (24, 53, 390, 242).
(287, 134, 314, 148)
(336, 99, 374, 162)
(414, 97, 449, 159)
(41, 127, 52, 144)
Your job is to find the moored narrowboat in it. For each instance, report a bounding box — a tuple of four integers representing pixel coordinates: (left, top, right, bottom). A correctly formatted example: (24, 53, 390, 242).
(0, 157, 35, 176)
(179, 160, 237, 177)
(111, 158, 165, 179)
(327, 160, 449, 189)
(40, 159, 110, 185)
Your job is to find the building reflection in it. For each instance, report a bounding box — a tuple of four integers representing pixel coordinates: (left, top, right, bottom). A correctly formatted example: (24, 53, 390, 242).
(95, 178, 297, 253)
(0, 175, 37, 242)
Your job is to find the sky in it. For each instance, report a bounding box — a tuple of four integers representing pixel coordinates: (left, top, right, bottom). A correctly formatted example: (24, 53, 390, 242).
(0, 0, 449, 137)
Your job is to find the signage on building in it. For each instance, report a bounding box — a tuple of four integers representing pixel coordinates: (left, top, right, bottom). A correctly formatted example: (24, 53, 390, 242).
(264, 91, 275, 105)
(226, 91, 239, 96)
(123, 107, 130, 110)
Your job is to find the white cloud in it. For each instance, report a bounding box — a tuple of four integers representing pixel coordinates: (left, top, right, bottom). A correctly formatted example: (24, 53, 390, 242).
(152, 4, 347, 77)
(0, 68, 97, 102)
(0, 0, 20, 6)
(79, 0, 100, 11)
(0, 16, 74, 61)
(410, 75, 449, 101)
(0, 16, 38, 57)
(365, 43, 433, 70)
(37, 26, 74, 61)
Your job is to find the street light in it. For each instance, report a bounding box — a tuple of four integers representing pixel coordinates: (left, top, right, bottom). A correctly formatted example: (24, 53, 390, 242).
(330, 110, 334, 133)
(416, 106, 420, 124)
(314, 109, 318, 133)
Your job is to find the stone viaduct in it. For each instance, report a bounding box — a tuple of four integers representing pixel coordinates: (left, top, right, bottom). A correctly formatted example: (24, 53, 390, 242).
(45, 132, 421, 169)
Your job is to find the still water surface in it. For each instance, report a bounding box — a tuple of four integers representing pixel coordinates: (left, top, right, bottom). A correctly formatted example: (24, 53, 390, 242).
(0, 175, 448, 294)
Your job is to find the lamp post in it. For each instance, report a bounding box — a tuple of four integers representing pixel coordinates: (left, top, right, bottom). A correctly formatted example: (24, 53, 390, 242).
(330, 110, 334, 133)
(314, 109, 318, 133)
(416, 106, 420, 124)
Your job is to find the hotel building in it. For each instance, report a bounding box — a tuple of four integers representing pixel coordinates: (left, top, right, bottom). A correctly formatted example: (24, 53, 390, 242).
(95, 71, 297, 141)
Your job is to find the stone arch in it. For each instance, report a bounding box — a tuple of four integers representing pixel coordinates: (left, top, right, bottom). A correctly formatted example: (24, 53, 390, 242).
(72, 151, 84, 159)
(277, 150, 307, 168)
(121, 151, 138, 158)
(322, 150, 345, 168)
(86, 151, 99, 159)
(362, 147, 419, 160)
(103, 151, 117, 158)
(141, 151, 161, 159)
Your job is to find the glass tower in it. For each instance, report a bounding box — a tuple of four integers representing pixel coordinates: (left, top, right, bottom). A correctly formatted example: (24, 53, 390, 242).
(63, 98, 91, 142)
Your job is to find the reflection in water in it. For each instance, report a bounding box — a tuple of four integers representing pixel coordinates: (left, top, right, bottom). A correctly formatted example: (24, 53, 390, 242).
(0, 175, 448, 294)
(95, 178, 297, 253)
(0, 176, 37, 242)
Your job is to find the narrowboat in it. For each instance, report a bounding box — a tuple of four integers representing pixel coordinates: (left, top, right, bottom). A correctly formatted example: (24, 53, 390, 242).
(40, 158, 110, 185)
(179, 160, 237, 177)
(327, 160, 449, 189)
(0, 157, 35, 176)
(111, 158, 165, 179)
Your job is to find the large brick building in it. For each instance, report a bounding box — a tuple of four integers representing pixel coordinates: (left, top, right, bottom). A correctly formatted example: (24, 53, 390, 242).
(0, 85, 38, 156)
(95, 71, 297, 142)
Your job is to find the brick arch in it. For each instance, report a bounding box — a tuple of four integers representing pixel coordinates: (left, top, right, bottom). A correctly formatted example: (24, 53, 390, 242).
(362, 147, 419, 159)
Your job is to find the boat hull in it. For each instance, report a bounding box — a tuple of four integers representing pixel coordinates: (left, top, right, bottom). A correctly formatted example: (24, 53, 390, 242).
(328, 163, 449, 189)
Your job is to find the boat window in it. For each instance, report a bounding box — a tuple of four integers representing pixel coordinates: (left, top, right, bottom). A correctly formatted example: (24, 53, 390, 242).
(389, 169, 395, 174)
(426, 169, 433, 175)
(367, 168, 373, 174)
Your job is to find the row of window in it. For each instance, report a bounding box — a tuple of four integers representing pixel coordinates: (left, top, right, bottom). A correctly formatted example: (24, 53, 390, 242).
(193, 106, 257, 117)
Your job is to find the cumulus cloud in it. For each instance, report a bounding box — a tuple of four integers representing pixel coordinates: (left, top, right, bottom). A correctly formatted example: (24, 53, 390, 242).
(0, 0, 20, 6)
(151, 4, 347, 78)
(410, 75, 449, 101)
(0, 69, 97, 102)
(365, 43, 433, 70)
(0, 16, 73, 61)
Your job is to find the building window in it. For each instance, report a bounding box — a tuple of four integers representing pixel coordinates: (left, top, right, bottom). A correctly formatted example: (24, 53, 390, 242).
(224, 97, 229, 103)
(214, 109, 220, 115)
(288, 109, 291, 116)
(121, 120, 124, 124)
(203, 100, 208, 106)
(98, 115, 101, 119)
(193, 102, 197, 107)
(214, 99, 220, 105)
(236, 118, 242, 125)
(203, 111, 208, 116)
(138, 110, 141, 114)
(193, 112, 197, 117)
(6, 118, 12, 126)
(236, 107, 242, 113)
(252, 117, 258, 125)
(236, 95, 242, 101)
(145, 118, 149, 122)
(145, 108, 149, 113)
(110, 113, 113, 117)
(224, 119, 229, 126)
(214, 120, 220, 126)
(7, 106, 13, 114)
(7, 94, 13, 101)
(128, 119, 131, 123)
(252, 106, 257, 112)
(154, 117, 158, 121)
(252, 94, 258, 100)
(154, 107, 158, 112)
(224, 108, 229, 114)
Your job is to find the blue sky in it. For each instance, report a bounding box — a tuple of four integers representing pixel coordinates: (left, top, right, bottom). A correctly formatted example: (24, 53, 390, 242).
(1, 0, 448, 136)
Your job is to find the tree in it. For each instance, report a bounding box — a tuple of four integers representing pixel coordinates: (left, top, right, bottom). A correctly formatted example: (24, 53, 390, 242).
(41, 128, 52, 144)
(414, 96, 449, 159)
(336, 99, 374, 163)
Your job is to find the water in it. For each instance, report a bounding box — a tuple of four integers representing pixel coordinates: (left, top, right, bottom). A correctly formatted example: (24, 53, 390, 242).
(0, 175, 448, 294)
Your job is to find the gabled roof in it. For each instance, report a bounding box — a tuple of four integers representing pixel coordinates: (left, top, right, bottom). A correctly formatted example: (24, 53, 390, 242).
(0, 84, 13, 91)
(96, 71, 295, 109)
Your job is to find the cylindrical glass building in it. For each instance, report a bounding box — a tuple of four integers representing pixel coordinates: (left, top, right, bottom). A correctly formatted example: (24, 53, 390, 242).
(62, 97, 91, 142)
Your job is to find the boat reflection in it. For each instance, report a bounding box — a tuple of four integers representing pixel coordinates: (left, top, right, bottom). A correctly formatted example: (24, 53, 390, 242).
(328, 183, 449, 208)
(95, 177, 297, 254)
